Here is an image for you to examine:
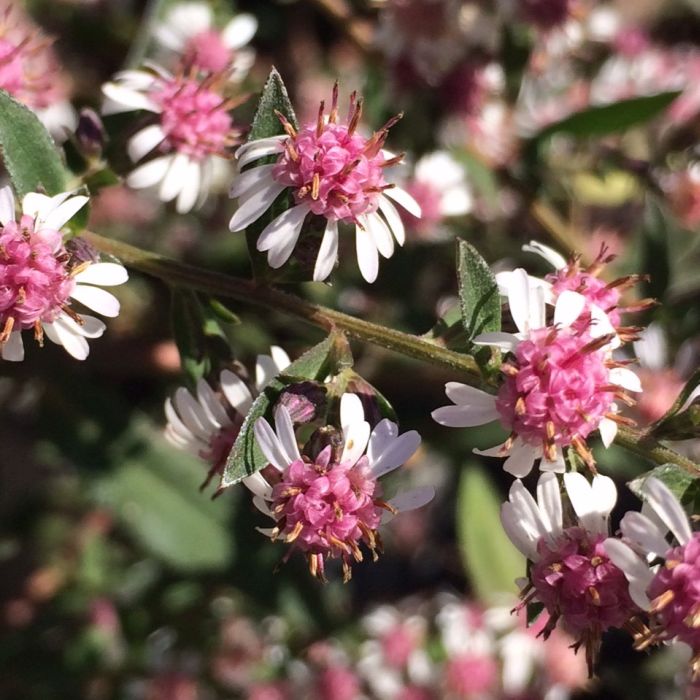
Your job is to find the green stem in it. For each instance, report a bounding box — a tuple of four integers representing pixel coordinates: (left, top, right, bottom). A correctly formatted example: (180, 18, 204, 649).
(85, 231, 700, 477)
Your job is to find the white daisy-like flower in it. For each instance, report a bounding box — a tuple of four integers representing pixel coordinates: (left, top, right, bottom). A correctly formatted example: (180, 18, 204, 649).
(164, 346, 291, 488)
(228, 85, 421, 283)
(102, 64, 245, 213)
(502, 471, 641, 671)
(153, 1, 257, 81)
(0, 186, 127, 361)
(432, 269, 641, 476)
(248, 393, 434, 580)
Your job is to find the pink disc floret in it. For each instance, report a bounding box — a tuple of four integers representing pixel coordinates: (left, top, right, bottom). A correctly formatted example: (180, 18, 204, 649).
(0, 214, 74, 334)
(271, 85, 400, 224)
(547, 268, 622, 328)
(269, 445, 384, 581)
(183, 30, 233, 73)
(152, 76, 235, 160)
(496, 327, 615, 456)
(647, 532, 700, 652)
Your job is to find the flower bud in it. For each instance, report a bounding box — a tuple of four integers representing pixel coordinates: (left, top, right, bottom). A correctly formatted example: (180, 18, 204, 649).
(277, 381, 326, 423)
(75, 108, 106, 158)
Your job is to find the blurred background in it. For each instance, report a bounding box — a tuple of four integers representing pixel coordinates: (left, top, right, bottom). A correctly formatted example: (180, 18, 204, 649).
(1, 0, 700, 697)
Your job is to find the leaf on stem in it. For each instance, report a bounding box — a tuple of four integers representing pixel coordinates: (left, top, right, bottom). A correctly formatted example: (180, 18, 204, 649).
(221, 331, 353, 487)
(628, 463, 700, 513)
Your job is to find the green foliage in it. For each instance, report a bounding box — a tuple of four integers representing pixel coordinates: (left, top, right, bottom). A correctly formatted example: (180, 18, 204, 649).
(628, 464, 700, 513)
(456, 465, 524, 603)
(95, 422, 234, 572)
(221, 331, 353, 487)
(0, 90, 68, 197)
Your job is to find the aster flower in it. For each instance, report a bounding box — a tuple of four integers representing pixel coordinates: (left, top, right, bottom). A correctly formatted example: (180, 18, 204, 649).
(102, 65, 246, 213)
(228, 84, 421, 283)
(432, 269, 641, 476)
(401, 151, 472, 241)
(250, 393, 434, 581)
(0, 2, 76, 138)
(502, 471, 641, 671)
(604, 477, 700, 681)
(153, 1, 257, 80)
(164, 346, 291, 488)
(0, 185, 127, 361)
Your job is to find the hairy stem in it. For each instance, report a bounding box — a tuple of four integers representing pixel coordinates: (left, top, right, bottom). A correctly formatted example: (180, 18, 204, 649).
(85, 231, 700, 477)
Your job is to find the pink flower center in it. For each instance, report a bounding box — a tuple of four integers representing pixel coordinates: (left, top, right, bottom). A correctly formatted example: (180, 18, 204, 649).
(0, 34, 60, 109)
(0, 38, 26, 97)
(272, 89, 398, 223)
(496, 327, 615, 454)
(547, 267, 622, 329)
(531, 527, 638, 637)
(0, 214, 74, 333)
(444, 654, 498, 696)
(381, 624, 418, 668)
(646, 532, 700, 652)
(152, 76, 235, 160)
(315, 666, 361, 700)
(269, 448, 383, 581)
(183, 30, 233, 74)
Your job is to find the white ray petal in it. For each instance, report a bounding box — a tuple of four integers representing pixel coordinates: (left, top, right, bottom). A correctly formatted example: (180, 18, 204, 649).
(176, 160, 202, 214)
(101, 83, 159, 114)
(222, 13, 258, 49)
(370, 430, 421, 478)
(273, 405, 301, 464)
(643, 477, 692, 545)
(219, 369, 253, 414)
(592, 474, 617, 520)
(73, 315, 106, 338)
(368, 419, 399, 463)
(598, 417, 618, 448)
(243, 472, 273, 500)
(41, 196, 89, 231)
(70, 285, 120, 317)
(256, 203, 309, 257)
(501, 502, 538, 560)
(355, 223, 379, 283)
(553, 290, 586, 328)
(1, 331, 24, 361)
(175, 387, 213, 438)
(127, 156, 172, 189)
(522, 240, 567, 270)
(507, 268, 532, 336)
(341, 393, 365, 428)
(254, 417, 288, 471)
(128, 124, 166, 162)
(196, 379, 228, 429)
(619, 512, 671, 558)
(43, 319, 89, 360)
(472, 332, 521, 352)
(603, 539, 653, 609)
(0, 185, 15, 225)
(536, 472, 563, 537)
(365, 212, 394, 259)
(609, 367, 643, 393)
(473, 440, 509, 458)
(386, 486, 435, 515)
(253, 496, 274, 517)
(384, 186, 421, 217)
(313, 219, 339, 281)
(431, 403, 499, 428)
(159, 153, 190, 202)
(508, 478, 549, 543)
(73, 263, 128, 286)
(235, 136, 286, 167)
(23, 191, 69, 221)
(540, 445, 566, 473)
(340, 419, 371, 467)
(503, 440, 540, 478)
(444, 382, 497, 408)
(228, 181, 287, 231)
(378, 194, 405, 245)
(229, 164, 277, 198)
(164, 398, 195, 441)
(255, 355, 281, 391)
(563, 472, 609, 535)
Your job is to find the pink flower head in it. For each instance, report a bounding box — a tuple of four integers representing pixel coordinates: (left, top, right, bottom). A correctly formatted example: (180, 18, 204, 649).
(102, 67, 246, 213)
(229, 83, 421, 283)
(164, 346, 291, 489)
(315, 665, 361, 700)
(0, 187, 127, 361)
(445, 653, 498, 696)
(503, 472, 640, 672)
(433, 271, 641, 476)
(251, 393, 432, 581)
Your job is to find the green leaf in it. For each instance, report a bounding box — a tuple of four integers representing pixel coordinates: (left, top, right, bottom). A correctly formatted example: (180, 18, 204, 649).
(0, 90, 68, 197)
(207, 298, 241, 325)
(457, 239, 501, 343)
(628, 464, 699, 512)
(650, 369, 700, 440)
(531, 91, 681, 143)
(457, 465, 524, 603)
(95, 422, 233, 572)
(221, 332, 353, 487)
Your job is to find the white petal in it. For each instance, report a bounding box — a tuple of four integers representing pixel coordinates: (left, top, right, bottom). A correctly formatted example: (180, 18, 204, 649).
(1, 331, 24, 361)
(273, 405, 301, 464)
(540, 445, 566, 473)
(384, 186, 422, 218)
(254, 417, 289, 471)
(128, 124, 166, 162)
(431, 403, 499, 428)
(563, 472, 609, 535)
(254, 354, 281, 391)
(472, 331, 521, 352)
(553, 290, 586, 328)
(592, 474, 618, 519)
(508, 478, 549, 543)
(340, 392, 365, 428)
(164, 2, 212, 37)
(71, 285, 120, 317)
(370, 429, 421, 478)
(444, 382, 497, 408)
(196, 378, 229, 429)
(609, 367, 643, 393)
(159, 153, 190, 202)
(0, 185, 15, 225)
(313, 219, 339, 281)
(235, 136, 286, 168)
(229, 164, 277, 198)
(643, 477, 692, 545)
(127, 156, 172, 189)
(253, 496, 274, 517)
(175, 161, 202, 214)
(603, 539, 653, 609)
(222, 13, 258, 49)
(175, 387, 213, 439)
(73, 315, 106, 338)
(340, 419, 371, 467)
(536, 472, 563, 537)
(522, 240, 567, 270)
(164, 397, 196, 442)
(243, 471, 273, 500)
(473, 440, 509, 458)
(367, 419, 398, 463)
(365, 212, 394, 259)
(256, 203, 309, 261)
(598, 417, 618, 448)
(74, 263, 128, 287)
(440, 187, 472, 217)
(228, 181, 287, 231)
(355, 223, 379, 283)
(43, 319, 89, 360)
(619, 512, 671, 558)
(507, 268, 533, 336)
(503, 439, 540, 478)
(387, 486, 435, 515)
(219, 369, 254, 414)
(270, 346, 291, 373)
(101, 83, 159, 114)
(41, 196, 89, 231)
(501, 502, 538, 560)
(23, 191, 68, 221)
(378, 195, 405, 245)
